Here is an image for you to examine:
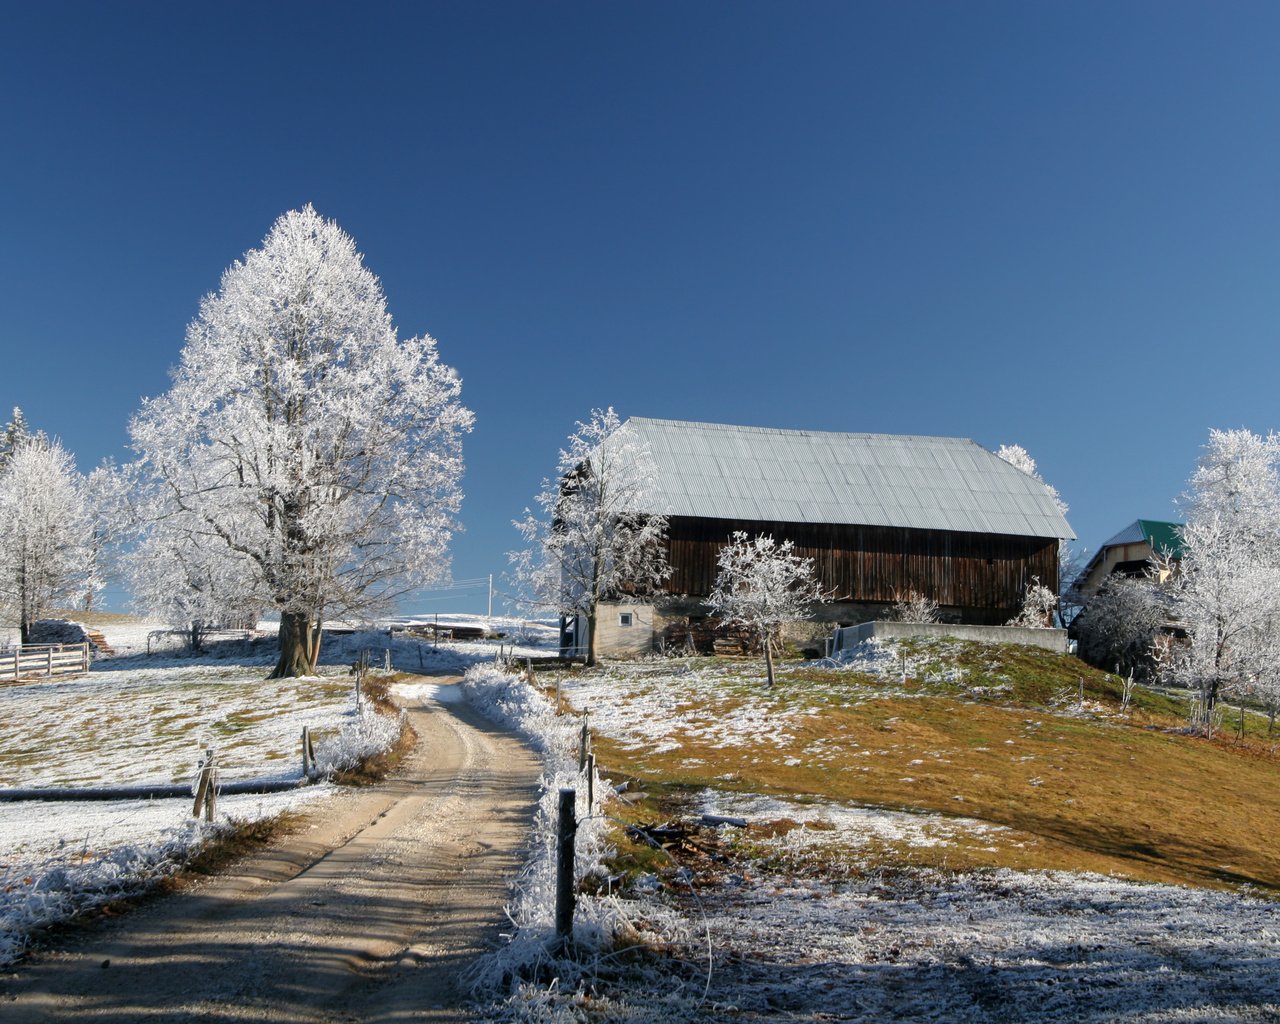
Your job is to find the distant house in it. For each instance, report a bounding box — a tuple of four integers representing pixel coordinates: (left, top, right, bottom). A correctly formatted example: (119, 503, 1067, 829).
(574, 417, 1075, 658)
(1073, 519, 1183, 600)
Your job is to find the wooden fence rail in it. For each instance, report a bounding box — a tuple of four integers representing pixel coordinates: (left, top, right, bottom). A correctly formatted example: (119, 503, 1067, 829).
(0, 642, 90, 681)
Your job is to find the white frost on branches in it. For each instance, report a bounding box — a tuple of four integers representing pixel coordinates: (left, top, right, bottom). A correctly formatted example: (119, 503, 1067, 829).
(890, 590, 940, 624)
(1163, 428, 1280, 733)
(1006, 576, 1058, 628)
(128, 206, 472, 677)
(1073, 575, 1166, 678)
(996, 443, 1069, 520)
(0, 439, 100, 641)
(708, 531, 827, 687)
(510, 408, 669, 666)
(998, 442, 1077, 623)
(312, 702, 405, 777)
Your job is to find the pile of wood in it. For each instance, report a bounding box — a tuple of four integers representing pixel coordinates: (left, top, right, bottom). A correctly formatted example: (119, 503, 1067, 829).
(84, 629, 114, 656)
(661, 617, 758, 656)
(404, 623, 488, 641)
(625, 819, 724, 861)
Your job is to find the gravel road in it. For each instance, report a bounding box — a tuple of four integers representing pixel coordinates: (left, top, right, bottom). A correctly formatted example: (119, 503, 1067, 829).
(0, 679, 539, 1023)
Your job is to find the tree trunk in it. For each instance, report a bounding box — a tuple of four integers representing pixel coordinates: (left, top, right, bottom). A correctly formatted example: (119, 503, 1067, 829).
(585, 609, 597, 668)
(271, 610, 316, 678)
(309, 615, 323, 667)
(1204, 677, 1220, 737)
(763, 632, 776, 689)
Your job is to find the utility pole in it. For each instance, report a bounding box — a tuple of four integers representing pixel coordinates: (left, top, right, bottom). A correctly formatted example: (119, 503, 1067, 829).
(488, 574, 493, 621)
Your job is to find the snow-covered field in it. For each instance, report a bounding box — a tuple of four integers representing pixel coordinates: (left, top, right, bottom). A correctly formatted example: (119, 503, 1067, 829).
(689, 867, 1280, 1023)
(0, 615, 502, 965)
(468, 657, 1280, 1023)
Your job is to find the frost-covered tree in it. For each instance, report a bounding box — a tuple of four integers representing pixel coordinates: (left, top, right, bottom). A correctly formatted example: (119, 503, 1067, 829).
(1073, 575, 1166, 678)
(0, 408, 48, 470)
(125, 524, 261, 651)
(998, 443, 1077, 623)
(996, 443, 1068, 519)
(129, 206, 472, 678)
(1007, 576, 1058, 628)
(707, 531, 827, 688)
(510, 408, 669, 667)
(0, 439, 100, 642)
(890, 589, 939, 624)
(0, 408, 29, 469)
(1164, 429, 1280, 733)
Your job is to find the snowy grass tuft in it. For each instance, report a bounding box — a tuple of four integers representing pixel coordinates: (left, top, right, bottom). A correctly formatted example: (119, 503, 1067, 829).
(312, 700, 405, 777)
(461, 664, 694, 1007)
(0, 819, 223, 966)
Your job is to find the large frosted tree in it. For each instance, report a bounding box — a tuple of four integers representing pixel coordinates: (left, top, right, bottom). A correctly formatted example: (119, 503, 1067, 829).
(129, 206, 472, 677)
(0, 439, 99, 642)
(511, 408, 669, 667)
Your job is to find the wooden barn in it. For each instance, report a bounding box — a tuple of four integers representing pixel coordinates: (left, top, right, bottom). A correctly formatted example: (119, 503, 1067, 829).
(579, 417, 1075, 658)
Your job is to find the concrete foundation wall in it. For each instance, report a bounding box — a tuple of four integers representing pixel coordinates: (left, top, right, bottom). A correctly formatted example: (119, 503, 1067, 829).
(834, 620, 1069, 653)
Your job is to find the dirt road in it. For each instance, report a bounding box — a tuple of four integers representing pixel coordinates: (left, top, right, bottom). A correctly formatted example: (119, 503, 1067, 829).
(0, 680, 539, 1023)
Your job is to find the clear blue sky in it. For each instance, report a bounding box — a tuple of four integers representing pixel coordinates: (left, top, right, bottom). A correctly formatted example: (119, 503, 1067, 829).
(4, 1, 1279, 614)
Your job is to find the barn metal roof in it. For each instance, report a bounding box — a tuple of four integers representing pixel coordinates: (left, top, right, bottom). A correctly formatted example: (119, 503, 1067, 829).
(619, 417, 1075, 540)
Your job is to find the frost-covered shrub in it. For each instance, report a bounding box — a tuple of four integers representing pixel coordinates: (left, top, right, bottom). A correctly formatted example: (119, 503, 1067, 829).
(1007, 577, 1058, 628)
(462, 664, 687, 996)
(0, 820, 222, 965)
(828, 637, 900, 675)
(889, 590, 940, 624)
(1073, 576, 1165, 677)
(312, 702, 404, 777)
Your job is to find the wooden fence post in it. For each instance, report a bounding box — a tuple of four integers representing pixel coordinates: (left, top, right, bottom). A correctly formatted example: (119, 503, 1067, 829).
(205, 764, 218, 821)
(555, 788, 577, 947)
(46, 648, 53, 677)
(384, 648, 391, 671)
(302, 726, 313, 777)
(578, 714, 590, 771)
(585, 751, 595, 812)
(192, 760, 210, 818)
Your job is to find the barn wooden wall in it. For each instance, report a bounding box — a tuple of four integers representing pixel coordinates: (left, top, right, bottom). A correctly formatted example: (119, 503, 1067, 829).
(662, 516, 1059, 612)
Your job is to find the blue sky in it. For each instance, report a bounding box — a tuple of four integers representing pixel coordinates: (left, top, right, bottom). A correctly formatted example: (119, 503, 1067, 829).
(3, 1, 1279, 614)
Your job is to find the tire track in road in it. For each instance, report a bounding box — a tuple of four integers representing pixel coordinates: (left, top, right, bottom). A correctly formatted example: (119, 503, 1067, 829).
(1, 679, 539, 1023)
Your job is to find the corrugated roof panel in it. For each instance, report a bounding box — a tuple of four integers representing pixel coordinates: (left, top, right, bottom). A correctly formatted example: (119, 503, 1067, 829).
(618, 418, 1074, 539)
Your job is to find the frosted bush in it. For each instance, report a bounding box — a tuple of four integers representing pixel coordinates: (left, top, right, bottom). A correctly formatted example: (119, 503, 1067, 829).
(461, 664, 690, 995)
(0, 819, 222, 965)
(890, 590, 940, 624)
(827, 638, 900, 676)
(312, 701, 404, 777)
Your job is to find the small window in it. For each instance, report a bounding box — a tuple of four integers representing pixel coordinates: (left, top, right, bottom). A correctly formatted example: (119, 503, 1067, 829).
(618, 612, 634, 627)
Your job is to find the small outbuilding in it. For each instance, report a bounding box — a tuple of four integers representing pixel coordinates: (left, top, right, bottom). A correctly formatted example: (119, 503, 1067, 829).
(578, 417, 1075, 658)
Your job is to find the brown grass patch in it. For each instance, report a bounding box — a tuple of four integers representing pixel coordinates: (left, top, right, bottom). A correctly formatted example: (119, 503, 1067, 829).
(580, 648, 1280, 894)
